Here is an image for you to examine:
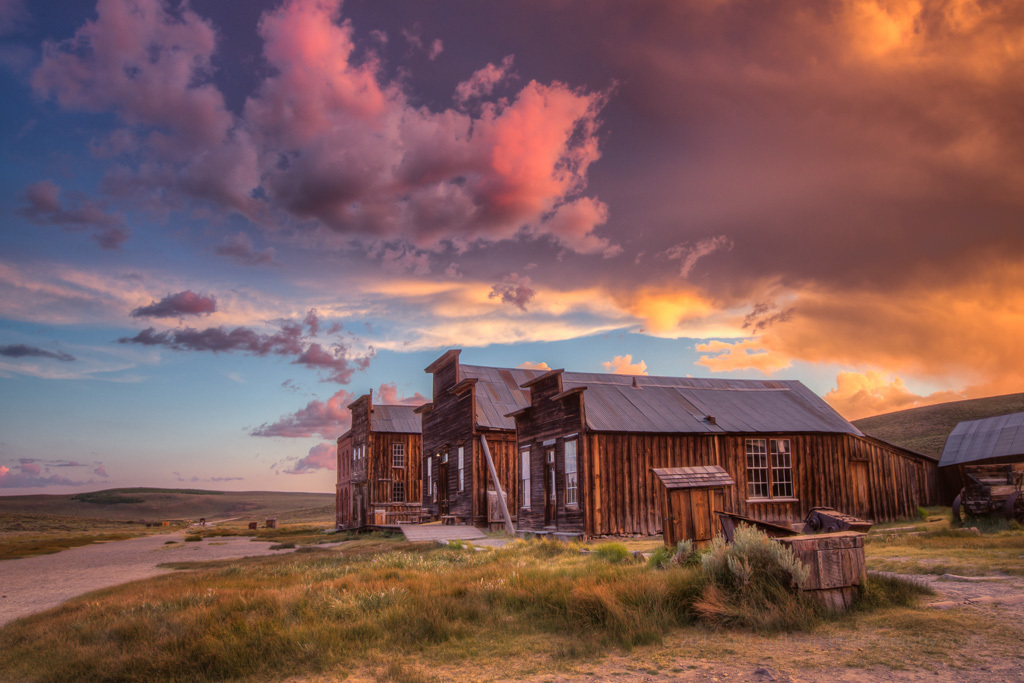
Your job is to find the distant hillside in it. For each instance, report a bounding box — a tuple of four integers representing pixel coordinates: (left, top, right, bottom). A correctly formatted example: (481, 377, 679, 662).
(852, 393, 1024, 458)
(0, 488, 335, 524)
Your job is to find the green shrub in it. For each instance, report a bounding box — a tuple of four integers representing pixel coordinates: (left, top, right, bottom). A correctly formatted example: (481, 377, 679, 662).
(672, 539, 700, 567)
(696, 526, 814, 631)
(855, 573, 934, 610)
(593, 542, 632, 563)
(646, 546, 673, 569)
(184, 534, 202, 542)
(269, 542, 296, 550)
(916, 505, 930, 521)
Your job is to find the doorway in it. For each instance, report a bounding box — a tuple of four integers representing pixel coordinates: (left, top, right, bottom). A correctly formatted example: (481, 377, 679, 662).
(438, 461, 450, 516)
(353, 484, 366, 528)
(544, 448, 556, 527)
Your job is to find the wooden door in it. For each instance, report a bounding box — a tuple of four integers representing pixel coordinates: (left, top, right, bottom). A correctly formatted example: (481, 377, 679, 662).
(438, 462, 449, 516)
(353, 484, 366, 527)
(851, 461, 870, 519)
(544, 448, 556, 527)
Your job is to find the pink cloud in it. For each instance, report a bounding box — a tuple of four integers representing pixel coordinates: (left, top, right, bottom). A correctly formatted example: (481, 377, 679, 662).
(489, 273, 536, 311)
(252, 388, 354, 439)
(119, 312, 368, 384)
(19, 180, 129, 249)
(215, 232, 275, 265)
(94, 465, 108, 477)
(664, 236, 734, 278)
(455, 55, 514, 105)
(282, 442, 337, 474)
(131, 290, 216, 318)
(0, 463, 82, 488)
(601, 354, 648, 375)
(375, 382, 427, 405)
(20, 461, 40, 476)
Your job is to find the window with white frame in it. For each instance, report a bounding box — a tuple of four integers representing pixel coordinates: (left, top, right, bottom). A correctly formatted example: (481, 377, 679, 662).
(564, 439, 578, 506)
(520, 448, 531, 509)
(771, 439, 793, 498)
(746, 438, 793, 499)
(392, 480, 404, 503)
(457, 446, 465, 491)
(392, 443, 405, 468)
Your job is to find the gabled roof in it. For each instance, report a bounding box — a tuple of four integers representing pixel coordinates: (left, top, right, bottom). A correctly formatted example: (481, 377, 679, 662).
(653, 465, 735, 490)
(370, 404, 422, 433)
(939, 411, 1024, 467)
(460, 364, 544, 430)
(555, 372, 861, 435)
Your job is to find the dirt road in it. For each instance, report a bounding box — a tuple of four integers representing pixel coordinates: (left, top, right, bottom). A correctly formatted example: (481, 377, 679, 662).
(0, 532, 293, 626)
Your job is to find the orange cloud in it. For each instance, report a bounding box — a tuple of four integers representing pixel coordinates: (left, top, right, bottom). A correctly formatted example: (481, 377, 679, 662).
(602, 354, 648, 375)
(694, 338, 793, 374)
(518, 361, 551, 371)
(825, 370, 965, 421)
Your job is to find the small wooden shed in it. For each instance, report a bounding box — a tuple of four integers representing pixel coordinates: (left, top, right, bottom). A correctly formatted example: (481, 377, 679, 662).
(653, 465, 735, 548)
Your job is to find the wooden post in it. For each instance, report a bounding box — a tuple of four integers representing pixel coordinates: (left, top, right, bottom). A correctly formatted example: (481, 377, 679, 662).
(480, 434, 515, 534)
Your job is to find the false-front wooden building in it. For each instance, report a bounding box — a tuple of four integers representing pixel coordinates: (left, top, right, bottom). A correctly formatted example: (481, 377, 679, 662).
(938, 411, 1024, 502)
(510, 369, 939, 537)
(417, 350, 543, 527)
(335, 393, 424, 529)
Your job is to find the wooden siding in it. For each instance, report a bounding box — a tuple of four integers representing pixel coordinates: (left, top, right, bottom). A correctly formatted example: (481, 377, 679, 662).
(420, 354, 474, 519)
(514, 373, 587, 533)
(476, 431, 518, 526)
(337, 395, 421, 528)
(583, 431, 939, 536)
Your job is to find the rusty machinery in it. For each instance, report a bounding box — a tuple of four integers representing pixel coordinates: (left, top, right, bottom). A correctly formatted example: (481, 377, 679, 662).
(952, 463, 1024, 524)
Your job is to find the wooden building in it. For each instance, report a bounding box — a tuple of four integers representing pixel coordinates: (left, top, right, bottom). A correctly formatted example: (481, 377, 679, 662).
(939, 411, 1024, 502)
(653, 466, 735, 548)
(335, 393, 424, 529)
(417, 350, 543, 527)
(510, 369, 939, 538)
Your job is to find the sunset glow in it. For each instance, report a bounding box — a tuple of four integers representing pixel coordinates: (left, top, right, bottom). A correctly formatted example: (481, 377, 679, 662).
(2, 0, 1022, 493)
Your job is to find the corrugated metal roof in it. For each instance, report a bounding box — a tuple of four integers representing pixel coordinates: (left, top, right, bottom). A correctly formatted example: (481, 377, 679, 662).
(939, 411, 1024, 467)
(461, 364, 544, 430)
(558, 373, 860, 435)
(370, 404, 422, 433)
(653, 465, 735, 490)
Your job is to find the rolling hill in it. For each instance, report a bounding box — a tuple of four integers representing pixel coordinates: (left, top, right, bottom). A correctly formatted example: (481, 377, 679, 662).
(852, 392, 1024, 458)
(0, 488, 335, 524)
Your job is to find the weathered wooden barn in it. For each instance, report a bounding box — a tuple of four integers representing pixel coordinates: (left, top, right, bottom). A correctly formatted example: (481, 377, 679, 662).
(510, 369, 939, 538)
(939, 411, 1024, 501)
(335, 393, 424, 529)
(417, 350, 543, 527)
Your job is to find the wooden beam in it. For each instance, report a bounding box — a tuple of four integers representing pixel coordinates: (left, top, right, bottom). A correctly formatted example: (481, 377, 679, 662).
(480, 434, 515, 534)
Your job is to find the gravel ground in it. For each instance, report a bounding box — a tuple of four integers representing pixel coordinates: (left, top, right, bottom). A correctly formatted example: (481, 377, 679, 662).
(0, 531, 293, 626)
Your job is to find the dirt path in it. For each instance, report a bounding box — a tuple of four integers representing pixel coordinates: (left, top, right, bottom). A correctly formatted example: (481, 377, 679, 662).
(0, 531, 293, 627)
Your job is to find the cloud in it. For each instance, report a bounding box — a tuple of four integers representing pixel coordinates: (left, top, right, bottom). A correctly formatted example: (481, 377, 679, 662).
(252, 388, 354, 440)
(0, 344, 75, 361)
(694, 338, 793, 375)
(538, 197, 620, 257)
(518, 361, 551, 371)
(18, 180, 129, 249)
(428, 38, 443, 61)
(93, 465, 108, 478)
(455, 55, 514, 105)
(825, 370, 966, 421)
(489, 273, 536, 311)
(130, 290, 217, 318)
(742, 302, 794, 333)
(0, 462, 83, 488)
(118, 312, 369, 384)
(215, 232, 276, 265)
(664, 236, 733, 278)
(0, 0, 28, 36)
(601, 354, 648, 375)
(280, 442, 337, 474)
(375, 382, 426, 405)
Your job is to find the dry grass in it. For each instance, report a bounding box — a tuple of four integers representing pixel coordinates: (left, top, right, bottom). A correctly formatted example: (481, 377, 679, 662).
(0, 514, 179, 561)
(865, 507, 1024, 576)
(0, 532, 939, 682)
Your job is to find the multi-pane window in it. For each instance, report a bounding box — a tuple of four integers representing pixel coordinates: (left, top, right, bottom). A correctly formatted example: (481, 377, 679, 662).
(457, 446, 465, 491)
(392, 480, 405, 503)
(520, 448, 531, 509)
(771, 439, 793, 498)
(746, 438, 794, 499)
(564, 440, 578, 506)
(392, 443, 405, 468)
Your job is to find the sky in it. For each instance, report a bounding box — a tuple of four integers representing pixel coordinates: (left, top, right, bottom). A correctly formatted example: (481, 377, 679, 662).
(1, 0, 1022, 495)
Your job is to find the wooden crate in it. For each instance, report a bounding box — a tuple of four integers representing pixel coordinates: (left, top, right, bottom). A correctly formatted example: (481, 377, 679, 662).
(778, 531, 866, 610)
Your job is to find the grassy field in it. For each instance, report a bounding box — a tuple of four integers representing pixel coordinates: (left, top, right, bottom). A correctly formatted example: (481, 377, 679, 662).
(0, 532, 947, 682)
(852, 392, 1024, 457)
(0, 488, 336, 560)
(0, 487, 335, 524)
